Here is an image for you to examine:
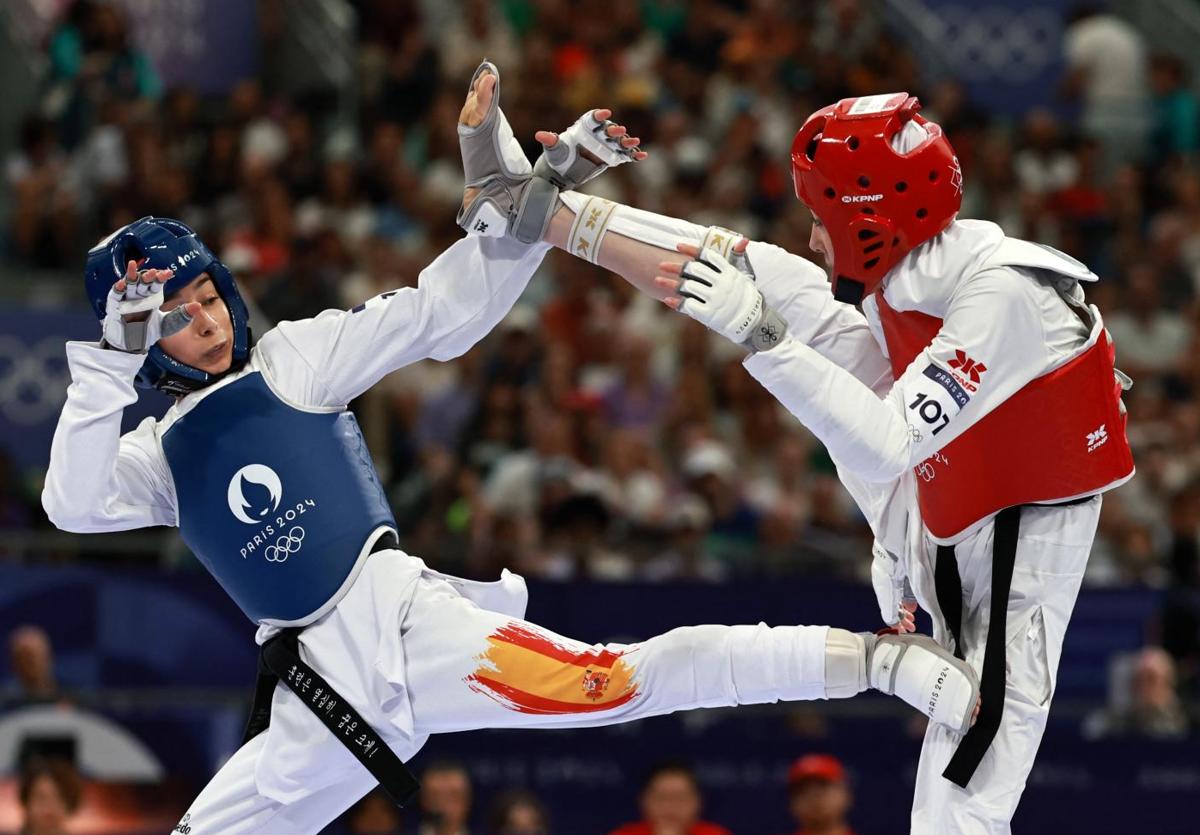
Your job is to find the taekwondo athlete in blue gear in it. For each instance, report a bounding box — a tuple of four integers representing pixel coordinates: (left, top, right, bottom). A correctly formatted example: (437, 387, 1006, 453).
(87, 217, 398, 625)
(42, 63, 984, 835)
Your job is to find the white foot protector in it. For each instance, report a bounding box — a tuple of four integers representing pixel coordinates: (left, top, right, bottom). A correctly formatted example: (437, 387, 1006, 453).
(869, 633, 980, 734)
(823, 628, 980, 735)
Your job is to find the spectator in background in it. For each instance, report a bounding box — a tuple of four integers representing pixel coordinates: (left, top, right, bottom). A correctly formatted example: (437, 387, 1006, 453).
(1161, 576, 1200, 702)
(609, 762, 731, 835)
(1084, 647, 1193, 739)
(1013, 109, 1077, 196)
(5, 626, 60, 708)
(17, 759, 81, 835)
(5, 117, 79, 268)
(1062, 3, 1150, 171)
(539, 491, 634, 581)
(1163, 480, 1200, 673)
(602, 331, 670, 433)
(418, 761, 473, 835)
(483, 406, 580, 519)
(43, 1, 160, 146)
(0, 450, 36, 532)
(332, 788, 404, 834)
(1105, 264, 1192, 380)
(1167, 469, 1200, 560)
(1149, 54, 1200, 165)
(439, 0, 520, 82)
(641, 495, 728, 583)
(681, 439, 760, 571)
(783, 755, 854, 835)
(487, 790, 549, 835)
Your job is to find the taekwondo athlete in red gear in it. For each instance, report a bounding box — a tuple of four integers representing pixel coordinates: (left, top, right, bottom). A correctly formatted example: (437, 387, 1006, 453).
(41, 67, 982, 835)
(777, 96, 1134, 833)
(533, 93, 1132, 835)
(664, 95, 1132, 833)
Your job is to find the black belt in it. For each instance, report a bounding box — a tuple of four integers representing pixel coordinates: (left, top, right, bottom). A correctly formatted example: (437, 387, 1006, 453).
(934, 505, 1021, 789)
(934, 496, 1095, 787)
(242, 531, 419, 807)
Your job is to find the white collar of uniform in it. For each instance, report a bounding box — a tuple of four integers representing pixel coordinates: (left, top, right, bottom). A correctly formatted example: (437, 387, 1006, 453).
(878, 219, 1006, 316)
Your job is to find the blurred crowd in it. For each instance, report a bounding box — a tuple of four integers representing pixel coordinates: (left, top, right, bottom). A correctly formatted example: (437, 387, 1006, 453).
(3, 620, 1193, 834)
(2, 748, 860, 835)
(4, 0, 1200, 739)
(322, 756, 857, 835)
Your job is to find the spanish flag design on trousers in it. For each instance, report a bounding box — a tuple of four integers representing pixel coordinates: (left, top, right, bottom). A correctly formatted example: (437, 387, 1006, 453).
(466, 623, 641, 714)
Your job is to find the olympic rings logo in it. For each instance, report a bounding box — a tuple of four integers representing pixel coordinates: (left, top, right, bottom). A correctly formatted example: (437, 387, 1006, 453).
(0, 335, 73, 426)
(924, 4, 1060, 83)
(264, 526, 305, 563)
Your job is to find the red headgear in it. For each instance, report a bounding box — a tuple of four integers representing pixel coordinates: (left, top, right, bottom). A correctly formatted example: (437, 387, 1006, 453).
(790, 93, 962, 305)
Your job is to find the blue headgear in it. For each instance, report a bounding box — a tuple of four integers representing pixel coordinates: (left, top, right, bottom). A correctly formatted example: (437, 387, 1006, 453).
(85, 217, 253, 396)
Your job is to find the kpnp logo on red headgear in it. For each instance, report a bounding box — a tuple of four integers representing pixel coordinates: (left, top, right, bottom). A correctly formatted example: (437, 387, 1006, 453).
(790, 93, 963, 305)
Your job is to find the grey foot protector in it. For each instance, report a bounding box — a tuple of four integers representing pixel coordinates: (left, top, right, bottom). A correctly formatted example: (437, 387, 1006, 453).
(456, 61, 559, 244)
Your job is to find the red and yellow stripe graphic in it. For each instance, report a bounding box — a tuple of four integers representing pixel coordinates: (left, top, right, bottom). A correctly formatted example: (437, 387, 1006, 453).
(466, 623, 641, 715)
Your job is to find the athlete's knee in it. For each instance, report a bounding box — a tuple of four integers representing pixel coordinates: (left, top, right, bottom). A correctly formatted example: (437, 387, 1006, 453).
(634, 624, 737, 706)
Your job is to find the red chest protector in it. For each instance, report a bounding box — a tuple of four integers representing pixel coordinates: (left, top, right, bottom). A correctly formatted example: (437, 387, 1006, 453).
(875, 294, 1134, 540)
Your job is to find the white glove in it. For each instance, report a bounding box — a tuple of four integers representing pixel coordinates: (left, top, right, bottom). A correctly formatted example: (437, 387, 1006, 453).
(102, 270, 193, 353)
(870, 541, 917, 629)
(675, 248, 787, 352)
(533, 109, 641, 190)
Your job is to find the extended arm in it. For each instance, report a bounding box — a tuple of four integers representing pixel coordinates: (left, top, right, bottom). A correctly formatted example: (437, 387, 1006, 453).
(542, 196, 892, 392)
(262, 63, 563, 408)
(264, 234, 550, 406)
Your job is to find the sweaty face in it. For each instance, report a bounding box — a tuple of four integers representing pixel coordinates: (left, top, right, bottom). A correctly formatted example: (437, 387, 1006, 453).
(808, 213, 833, 268)
(158, 273, 235, 375)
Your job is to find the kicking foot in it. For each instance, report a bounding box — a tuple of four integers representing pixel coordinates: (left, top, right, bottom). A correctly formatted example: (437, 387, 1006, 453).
(867, 633, 980, 735)
(455, 61, 558, 244)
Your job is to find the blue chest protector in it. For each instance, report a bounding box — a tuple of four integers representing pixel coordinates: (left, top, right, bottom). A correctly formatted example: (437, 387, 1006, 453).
(161, 372, 396, 624)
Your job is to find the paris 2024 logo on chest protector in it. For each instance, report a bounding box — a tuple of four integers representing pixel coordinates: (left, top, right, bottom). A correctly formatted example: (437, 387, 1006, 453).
(227, 464, 282, 524)
(227, 464, 318, 563)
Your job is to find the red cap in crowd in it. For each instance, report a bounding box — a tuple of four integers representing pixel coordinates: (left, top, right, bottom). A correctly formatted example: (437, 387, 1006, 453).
(787, 754, 847, 786)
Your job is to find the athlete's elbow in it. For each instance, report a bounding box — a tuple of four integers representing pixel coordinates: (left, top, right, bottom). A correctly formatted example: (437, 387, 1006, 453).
(841, 444, 910, 484)
(42, 504, 80, 533)
(41, 488, 92, 533)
